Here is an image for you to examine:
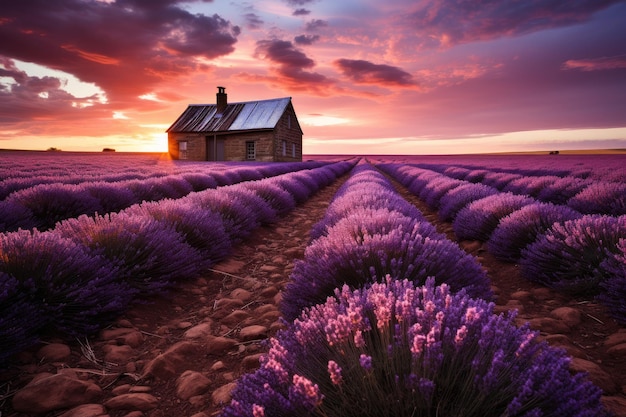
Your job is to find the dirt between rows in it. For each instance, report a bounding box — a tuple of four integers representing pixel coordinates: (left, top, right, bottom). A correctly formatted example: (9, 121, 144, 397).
(1, 170, 625, 417)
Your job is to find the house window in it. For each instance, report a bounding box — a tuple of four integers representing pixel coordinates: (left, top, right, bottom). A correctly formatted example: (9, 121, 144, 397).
(292, 143, 296, 158)
(282, 140, 287, 156)
(246, 141, 256, 160)
(178, 141, 188, 160)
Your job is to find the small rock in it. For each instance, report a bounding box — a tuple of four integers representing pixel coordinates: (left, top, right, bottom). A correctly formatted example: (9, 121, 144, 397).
(12, 373, 102, 414)
(242, 353, 264, 370)
(102, 344, 135, 363)
(550, 307, 582, 328)
(205, 335, 237, 354)
(104, 393, 159, 411)
(604, 331, 626, 347)
(100, 328, 144, 348)
(239, 325, 268, 341)
(213, 259, 245, 274)
(176, 370, 211, 400)
(211, 361, 226, 371)
(527, 317, 571, 334)
(231, 288, 253, 302)
(36, 343, 71, 363)
(184, 322, 213, 339)
(531, 287, 552, 300)
(142, 341, 199, 380)
(57, 403, 107, 417)
(211, 382, 236, 405)
(222, 309, 251, 325)
(607, 343, 626, 357)
(214, 298, 245, 310)
(602, 395, 626, 417)
(510, 291, 532, 301)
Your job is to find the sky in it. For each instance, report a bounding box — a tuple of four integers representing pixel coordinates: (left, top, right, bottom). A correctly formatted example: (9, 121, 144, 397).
(1, 0, 626, 155)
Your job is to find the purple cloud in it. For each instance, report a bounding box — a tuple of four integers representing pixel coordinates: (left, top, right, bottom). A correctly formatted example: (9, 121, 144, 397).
(293, 8, 311, 16)
(406, 0, 622, 47)
(294, 34, 320, 45)
(253, 39, 330, 91)
(334, 59, 417, 87)
(305, 19, 329, 32)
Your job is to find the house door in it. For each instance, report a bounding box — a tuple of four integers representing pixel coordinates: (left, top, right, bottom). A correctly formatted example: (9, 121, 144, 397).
(206, 136, 225, 161)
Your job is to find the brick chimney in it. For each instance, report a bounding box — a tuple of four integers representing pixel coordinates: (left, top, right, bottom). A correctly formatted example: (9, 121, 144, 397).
(216, 86, 227, 113)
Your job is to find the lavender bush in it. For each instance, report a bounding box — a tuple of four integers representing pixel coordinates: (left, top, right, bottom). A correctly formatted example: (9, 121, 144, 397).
(598, 238, 626, 324)
(0, 272, 45, 364)
(0, 230, 123, 337)
(487, 202, 581, 262)
(123, 199, 232, 262)
(568, 181, 626, 216)
(519, 215, 626, 294)
(438, 183, 499, 222)
(535, 177, 590, 205)
(5, 183, 102, 230)
(241, 181, 296, 217)
(418, 176, 465, 209)
(453, 193, 535, 242)
(56, 212, 203, 294)
(224, 277, 607, 417)
(281, 215, 490, 322)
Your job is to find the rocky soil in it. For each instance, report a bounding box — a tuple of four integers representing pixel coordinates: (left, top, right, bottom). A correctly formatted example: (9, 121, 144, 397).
(1, 171, 625, 417)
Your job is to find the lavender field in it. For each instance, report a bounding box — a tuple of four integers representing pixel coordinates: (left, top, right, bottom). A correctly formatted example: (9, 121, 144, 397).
(1, 151, 625, 416)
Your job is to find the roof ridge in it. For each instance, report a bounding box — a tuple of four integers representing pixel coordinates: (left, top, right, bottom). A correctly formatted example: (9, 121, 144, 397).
(187, 97, 291, 107)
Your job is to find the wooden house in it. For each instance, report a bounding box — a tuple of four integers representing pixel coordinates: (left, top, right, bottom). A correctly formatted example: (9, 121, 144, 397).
(166, 87, 303, 161)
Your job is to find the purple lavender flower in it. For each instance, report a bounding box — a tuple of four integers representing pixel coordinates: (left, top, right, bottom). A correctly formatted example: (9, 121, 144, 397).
(453, 193, 535, 242)
(418, 176, 465, 210)
(223, 278, 608, 417)
(568, 181, 626, 216)
(123, 199, 232, 263)
(502, 175, 560, 197)
(6, 183, 102, 230)
(520, 215, 626, 294)
(280, 215, 490, 322)
(487, 202, 581, 262)
(481, 172, 523, 190)
(536, 176, 591, 205)
(56, 211, 203, 294)
(0, 229, 123, 337)
(438, 183, 499, 222)
(598, 238, 626, 324)
(241, 180, 296, 217)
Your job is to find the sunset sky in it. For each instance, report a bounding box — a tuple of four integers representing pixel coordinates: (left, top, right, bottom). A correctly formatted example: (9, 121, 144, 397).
(1, 0, 626, 155)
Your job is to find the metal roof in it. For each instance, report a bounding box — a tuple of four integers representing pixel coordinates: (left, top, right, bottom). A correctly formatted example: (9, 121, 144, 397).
(167, 97, 292, 133)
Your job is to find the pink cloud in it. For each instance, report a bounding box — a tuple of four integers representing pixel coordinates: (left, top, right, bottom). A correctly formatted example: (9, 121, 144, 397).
(562, 55, 626, 71)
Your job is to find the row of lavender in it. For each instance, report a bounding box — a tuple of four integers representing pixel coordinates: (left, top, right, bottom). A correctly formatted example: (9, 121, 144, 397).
(372, 153, 626, 183)
(221, 162, 607, 416)
(397, 162, 626, 216)
(379, 163, 626, 324)
(0, 161, 328, 232)
(0, 161, 355, 365)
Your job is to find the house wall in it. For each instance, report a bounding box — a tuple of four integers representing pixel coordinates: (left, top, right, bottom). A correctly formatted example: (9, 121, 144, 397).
(273, 103, 303, 162)
(168, 133, 206, 161)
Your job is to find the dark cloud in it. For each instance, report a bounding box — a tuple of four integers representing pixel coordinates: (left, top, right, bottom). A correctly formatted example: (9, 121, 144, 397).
(305, 19, 328, 32)
(244, 12, 264, 29)
(0, 0, 240, 111)
(294, 34, 320, 45)
(293, 8, 311, 16)
(284, 0, 315, 5)
(334, 59, 417, 87)
(254, 39, 329, 90)
(407, 0, 622, 46)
